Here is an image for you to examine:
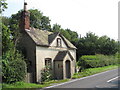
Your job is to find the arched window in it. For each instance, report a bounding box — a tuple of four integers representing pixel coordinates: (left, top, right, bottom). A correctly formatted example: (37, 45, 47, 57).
(57, 38, 61, 47)
(45, 58, 52, 67)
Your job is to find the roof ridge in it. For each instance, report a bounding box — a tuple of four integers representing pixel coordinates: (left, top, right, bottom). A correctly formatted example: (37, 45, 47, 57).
(25, 28, 76, 48)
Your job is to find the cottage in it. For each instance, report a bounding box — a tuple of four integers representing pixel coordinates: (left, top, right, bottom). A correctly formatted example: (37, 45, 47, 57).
(19, 2, 76, 83)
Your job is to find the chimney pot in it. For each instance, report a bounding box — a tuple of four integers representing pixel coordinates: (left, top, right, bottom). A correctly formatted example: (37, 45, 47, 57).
(20, 2, 30, 32)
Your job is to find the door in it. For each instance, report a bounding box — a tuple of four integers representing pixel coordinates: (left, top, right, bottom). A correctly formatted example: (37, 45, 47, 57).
(54, 61, 63, 79)
(66, 60, 71, 78)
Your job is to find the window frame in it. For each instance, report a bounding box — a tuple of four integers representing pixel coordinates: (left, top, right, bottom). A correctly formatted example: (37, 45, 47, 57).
(57, 38, 62, 47)
(45, 58, 52, 67)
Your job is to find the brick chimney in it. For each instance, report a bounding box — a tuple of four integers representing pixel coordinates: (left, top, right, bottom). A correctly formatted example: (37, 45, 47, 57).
(20, 2, 30, 32)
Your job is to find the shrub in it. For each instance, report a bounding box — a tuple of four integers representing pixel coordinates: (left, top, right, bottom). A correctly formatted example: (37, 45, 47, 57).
(41, 66, 53, 83)
(2, 49, 27, 83)
(2, 60, 27, 83)
(77, 54, 118, 70)
(81, 55, 97, 60)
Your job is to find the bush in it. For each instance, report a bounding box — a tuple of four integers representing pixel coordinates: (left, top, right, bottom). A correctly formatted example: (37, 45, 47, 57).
(2, 49, 27, 83)
(77, 54, 118, 70)
(41, 66, 53, 83)
(2, 60, 27, 83)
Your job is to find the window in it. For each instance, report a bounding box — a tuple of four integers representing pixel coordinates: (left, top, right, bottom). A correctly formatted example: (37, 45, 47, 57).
(57, 38, 61, 47)
(27, 60, 32, 72)
(45, 58, 52, 67)
(22, 47, 27, 58)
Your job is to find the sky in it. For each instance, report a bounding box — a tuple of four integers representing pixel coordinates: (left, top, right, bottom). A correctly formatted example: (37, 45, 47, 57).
(3, 0, 120, 41)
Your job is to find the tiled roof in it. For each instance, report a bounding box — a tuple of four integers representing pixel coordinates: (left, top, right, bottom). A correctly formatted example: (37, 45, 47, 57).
(25, 27, 76, 48)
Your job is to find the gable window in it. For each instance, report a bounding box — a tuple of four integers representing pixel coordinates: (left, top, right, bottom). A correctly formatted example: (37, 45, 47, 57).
(57, 38, 62, 47)
(45, 58, 52, 67)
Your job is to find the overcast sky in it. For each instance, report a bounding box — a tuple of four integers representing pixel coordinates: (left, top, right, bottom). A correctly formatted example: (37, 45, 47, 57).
(3, 0, 119, 40)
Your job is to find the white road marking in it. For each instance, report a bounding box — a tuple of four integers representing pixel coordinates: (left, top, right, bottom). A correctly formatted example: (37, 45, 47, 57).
(44, 69, 117, 89)
(107, 76, 119, 83)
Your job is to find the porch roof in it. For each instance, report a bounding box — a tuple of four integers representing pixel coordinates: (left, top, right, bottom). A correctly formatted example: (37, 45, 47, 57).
(54, 51, 74, 61)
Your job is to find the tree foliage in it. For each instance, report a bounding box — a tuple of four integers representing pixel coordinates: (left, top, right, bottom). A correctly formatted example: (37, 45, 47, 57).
(10, 9, 51, 31)
(76, 32, 118, 59)
(1, 16, 10, 26)
(29, 9, 51, 30)
(2, 23, 27, 83)
(2, 24, 14, 54)
(0, 0, 7, 13)
(98, 36, 118, 55)
(2, 49, 27, 83)
(2, 17, 27, 83)
(52, 24, 79, 45)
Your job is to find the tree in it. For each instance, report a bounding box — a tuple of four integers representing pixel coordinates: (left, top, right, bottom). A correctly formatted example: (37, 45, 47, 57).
(2, 24, 27, 83)
(2, 9, 27, 83)
(9, 9, 52, 45)
(0, 0, 8, 56)
(52, 24, 79, 46)
(65, 28, 79, 45)
(0, 0, 27, 83)
(2, 24, 14, 54)
(52, 23, 62, 32)
(0, 0, 7, 14)
(76, 32, 98, 58)
(98, 36, 118, 55)
(40, 16, 51, 30)
(76, 32, 118, 59)
(10, 9, 51, 31)
(1, 16, 10, 26)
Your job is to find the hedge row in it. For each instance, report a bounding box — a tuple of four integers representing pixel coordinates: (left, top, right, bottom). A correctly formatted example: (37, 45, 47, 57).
(77, 54, 118, 69)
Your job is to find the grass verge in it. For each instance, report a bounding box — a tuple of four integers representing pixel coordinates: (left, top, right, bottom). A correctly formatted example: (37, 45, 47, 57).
(2, 79, 69, 89)
(2, 64, 118, 89)
(72, 64, 118, 79)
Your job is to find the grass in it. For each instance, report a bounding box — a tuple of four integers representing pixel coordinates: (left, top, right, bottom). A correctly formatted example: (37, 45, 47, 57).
(2, 81, 45, 88)
(2, 64, 118, 89)
(2, 79, 69, 89)
(44, 79, 69, 85)
(72, 64, 118, 79)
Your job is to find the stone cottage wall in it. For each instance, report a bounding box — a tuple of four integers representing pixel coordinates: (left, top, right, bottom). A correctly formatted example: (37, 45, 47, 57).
(20, 32, 36, 83)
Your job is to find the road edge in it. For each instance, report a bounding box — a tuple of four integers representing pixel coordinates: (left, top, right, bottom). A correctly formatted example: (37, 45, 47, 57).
(43, 68, 118, 89)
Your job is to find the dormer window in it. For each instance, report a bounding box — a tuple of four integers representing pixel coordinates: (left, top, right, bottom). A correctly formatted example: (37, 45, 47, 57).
(57, 38, 61, 47)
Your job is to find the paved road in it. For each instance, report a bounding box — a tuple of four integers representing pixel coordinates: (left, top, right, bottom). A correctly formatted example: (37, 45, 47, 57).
(44, 69, 119, 89)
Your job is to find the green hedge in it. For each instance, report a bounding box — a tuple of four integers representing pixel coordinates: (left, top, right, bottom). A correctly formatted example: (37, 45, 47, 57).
(2, 60, 27, 83)
(77, 54, 118, 69)
(2, 49, 27, 83)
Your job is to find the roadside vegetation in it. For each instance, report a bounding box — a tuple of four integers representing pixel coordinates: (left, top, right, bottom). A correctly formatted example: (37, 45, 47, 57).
(3, 65, 118, 88)
(77, 54, 118, 70)
(72, 64, 118, 79)
(73, 54, 119, 79)
(2, 79, 69, 88)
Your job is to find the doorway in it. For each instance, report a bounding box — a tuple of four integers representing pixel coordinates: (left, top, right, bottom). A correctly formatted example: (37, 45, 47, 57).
(54, 61, 63, 79)
(65, 60, 71, 78)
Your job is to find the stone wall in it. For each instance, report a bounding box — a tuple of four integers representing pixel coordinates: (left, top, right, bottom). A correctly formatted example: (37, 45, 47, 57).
(19, 32, 36, 83)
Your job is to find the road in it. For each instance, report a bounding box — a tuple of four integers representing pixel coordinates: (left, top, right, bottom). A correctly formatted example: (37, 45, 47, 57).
(44, 69, 119, 89)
